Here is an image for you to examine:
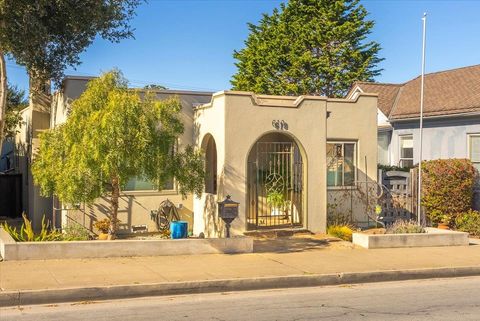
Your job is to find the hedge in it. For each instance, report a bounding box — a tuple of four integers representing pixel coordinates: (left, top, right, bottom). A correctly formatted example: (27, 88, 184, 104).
(455, 209, 480, 237)
(421, 159, 477, 225)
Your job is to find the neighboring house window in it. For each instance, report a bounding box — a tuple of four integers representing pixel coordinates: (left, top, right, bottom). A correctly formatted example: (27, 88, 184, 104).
(469, 134, 480, 172)
(327, 141, 356, 187)
(378, 132, 390, 165)
(399, 135, 413, 167)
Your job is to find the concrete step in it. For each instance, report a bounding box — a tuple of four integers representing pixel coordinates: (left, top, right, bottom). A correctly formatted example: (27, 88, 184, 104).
(244, 228, 312, 239)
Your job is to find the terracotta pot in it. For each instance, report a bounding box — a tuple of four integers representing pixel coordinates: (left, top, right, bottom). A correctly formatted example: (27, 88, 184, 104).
(437, 223, 449, 230)
(98, 232, 109, 240)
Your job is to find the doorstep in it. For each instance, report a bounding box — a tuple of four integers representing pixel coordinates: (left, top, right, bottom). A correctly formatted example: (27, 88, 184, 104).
(244, 228, 312, 239)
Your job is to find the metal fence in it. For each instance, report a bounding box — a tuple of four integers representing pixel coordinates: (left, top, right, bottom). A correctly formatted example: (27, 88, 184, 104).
(247, 142, 303, 229)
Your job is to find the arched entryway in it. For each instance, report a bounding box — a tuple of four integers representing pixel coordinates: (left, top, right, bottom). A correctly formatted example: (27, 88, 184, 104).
(247, 132, 305, 230)
(201, 134, 217, 194)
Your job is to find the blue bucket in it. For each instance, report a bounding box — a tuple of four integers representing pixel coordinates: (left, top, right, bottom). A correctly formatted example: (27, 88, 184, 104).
(170, 221, 188, 239)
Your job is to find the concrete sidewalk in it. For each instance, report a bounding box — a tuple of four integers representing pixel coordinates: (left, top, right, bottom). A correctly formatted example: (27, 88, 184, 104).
(1, 239, 480, 306)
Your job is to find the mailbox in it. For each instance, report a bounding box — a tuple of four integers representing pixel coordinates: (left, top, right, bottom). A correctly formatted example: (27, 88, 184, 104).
(218, 195, 239, 238)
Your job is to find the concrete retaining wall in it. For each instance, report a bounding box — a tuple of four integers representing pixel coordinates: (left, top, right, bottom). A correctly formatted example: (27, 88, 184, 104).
(0, 227, 15, 259)
(352, 228, 469, 249)
(0, 228, 253, 261)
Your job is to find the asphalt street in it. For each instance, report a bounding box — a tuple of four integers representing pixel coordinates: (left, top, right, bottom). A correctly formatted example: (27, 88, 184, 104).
(1, 276, 480, 321)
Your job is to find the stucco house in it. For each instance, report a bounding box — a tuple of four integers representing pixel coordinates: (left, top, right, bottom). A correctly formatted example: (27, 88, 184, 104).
(347, 64, 480, 172)
(5, 76, 378, 235)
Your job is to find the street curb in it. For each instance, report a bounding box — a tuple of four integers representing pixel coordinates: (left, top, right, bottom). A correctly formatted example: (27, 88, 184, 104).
(1, 266, 480, 307)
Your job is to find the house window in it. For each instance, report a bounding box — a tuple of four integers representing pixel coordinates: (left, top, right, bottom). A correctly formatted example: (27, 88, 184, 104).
(469, 134, 480, 173)
(327, 142, 356, 187)
(124, 142, 176, 192)
(399, 135, 413, 168)
(124, 177, 174, 192)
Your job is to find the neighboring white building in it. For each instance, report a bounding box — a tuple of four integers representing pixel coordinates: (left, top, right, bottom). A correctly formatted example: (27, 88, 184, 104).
(347, 64, 480, 173)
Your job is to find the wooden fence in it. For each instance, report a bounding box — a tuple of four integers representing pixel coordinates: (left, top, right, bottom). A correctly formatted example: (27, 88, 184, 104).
(378, 169, 419, 225)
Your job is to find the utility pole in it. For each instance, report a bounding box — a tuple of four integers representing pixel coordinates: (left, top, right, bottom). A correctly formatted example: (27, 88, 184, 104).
(417, 13, 427, 225)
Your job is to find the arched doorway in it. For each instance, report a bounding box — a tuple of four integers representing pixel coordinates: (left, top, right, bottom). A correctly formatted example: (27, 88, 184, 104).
(201, 134, 217, 194)
(247, 132, 304, 230)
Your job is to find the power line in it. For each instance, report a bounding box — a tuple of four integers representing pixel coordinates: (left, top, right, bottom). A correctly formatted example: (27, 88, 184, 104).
(6, 63, 220, 92)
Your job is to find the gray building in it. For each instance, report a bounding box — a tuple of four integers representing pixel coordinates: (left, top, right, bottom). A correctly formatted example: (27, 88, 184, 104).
(347, 64, 480, 173)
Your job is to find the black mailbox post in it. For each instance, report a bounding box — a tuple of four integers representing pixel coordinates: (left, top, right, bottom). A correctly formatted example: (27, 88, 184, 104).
(218, 195, 239, 238)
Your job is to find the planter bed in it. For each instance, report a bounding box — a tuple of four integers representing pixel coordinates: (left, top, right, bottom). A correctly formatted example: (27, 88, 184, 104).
(352, 227, 469, 249)
(0, 228, 253, 261)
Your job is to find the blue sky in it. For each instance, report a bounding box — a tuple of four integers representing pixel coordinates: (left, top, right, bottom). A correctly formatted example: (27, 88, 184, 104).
(6, 0, 480, 93)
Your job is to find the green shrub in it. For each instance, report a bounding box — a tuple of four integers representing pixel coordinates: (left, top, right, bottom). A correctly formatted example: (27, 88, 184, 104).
(327, 225, 353, 241)
(378, 164, 411, 172)
(387, 220, 425, 234)
(1, 213, 63, 242)
(266, 191, 287, 209)
(421, 159, 477, 224)
(455, 210, 480, 237)
(62, 223, 91, 241)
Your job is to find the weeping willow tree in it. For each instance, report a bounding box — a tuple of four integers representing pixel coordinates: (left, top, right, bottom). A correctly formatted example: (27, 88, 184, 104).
(32, 70, 205, 238)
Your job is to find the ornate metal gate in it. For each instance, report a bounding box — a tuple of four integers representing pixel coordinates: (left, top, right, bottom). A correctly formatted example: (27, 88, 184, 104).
(247, 142, 303, 229)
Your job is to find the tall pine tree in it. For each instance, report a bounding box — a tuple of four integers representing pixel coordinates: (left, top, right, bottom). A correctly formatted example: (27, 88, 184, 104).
(231, 0, 383, 97)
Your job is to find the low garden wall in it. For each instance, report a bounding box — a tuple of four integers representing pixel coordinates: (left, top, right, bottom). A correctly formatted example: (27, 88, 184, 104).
(0, 228, 253, 261)
(352, 228, 469, 249)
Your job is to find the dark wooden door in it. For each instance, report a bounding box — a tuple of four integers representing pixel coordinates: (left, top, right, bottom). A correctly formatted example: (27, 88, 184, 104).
(0, 174, 23, 218)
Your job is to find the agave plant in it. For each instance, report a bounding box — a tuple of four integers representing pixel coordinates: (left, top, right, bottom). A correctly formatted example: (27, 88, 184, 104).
(1, 213, 62, 242)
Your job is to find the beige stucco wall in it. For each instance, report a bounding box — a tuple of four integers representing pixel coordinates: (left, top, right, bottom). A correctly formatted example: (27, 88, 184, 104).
(225, 93, 328, 234)
(14, 105, 53, 229)
(193, 95, 226, 237)
(193, 91, 378, 236)
(63, 192, 194, 234)
(50, 77, 93, 129)
(326, 95, 378, 226)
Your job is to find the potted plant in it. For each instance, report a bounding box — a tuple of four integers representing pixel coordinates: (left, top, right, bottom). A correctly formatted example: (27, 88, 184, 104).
(94, 218, 111, 240)
(437, 214, 450, 230)
(267, 190, 287, 216)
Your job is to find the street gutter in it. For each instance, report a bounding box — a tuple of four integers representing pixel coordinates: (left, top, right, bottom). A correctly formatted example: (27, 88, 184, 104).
(2, 266, 480, 307)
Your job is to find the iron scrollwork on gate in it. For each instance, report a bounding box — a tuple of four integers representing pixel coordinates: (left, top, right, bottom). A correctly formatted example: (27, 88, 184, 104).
(248, 141, 303, 229)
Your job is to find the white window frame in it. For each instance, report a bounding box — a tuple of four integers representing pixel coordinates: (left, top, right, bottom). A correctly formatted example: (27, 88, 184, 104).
(399, 135, 414, 168)
(468, 133, 480, 169)
(377, 131, 391, 165)
(327, 140, 357, 189)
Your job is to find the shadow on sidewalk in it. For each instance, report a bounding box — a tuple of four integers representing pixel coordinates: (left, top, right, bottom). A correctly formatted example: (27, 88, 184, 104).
(253, 237, 340, 253)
